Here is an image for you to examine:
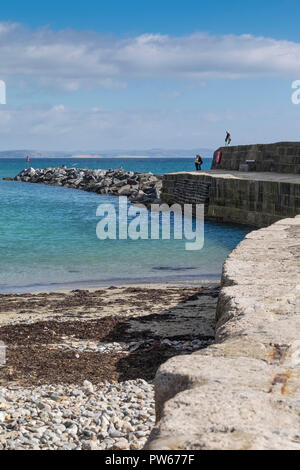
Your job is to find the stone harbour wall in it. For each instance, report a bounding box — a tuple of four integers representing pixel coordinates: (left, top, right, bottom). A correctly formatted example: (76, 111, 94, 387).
(160, 172, 211, 214)
(161, 171, 300, 227)
(211, 142, 300, 174)
(145, 216, 300, 450)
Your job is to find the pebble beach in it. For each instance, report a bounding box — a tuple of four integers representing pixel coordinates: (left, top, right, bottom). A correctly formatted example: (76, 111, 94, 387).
(0, 379, 155, 450)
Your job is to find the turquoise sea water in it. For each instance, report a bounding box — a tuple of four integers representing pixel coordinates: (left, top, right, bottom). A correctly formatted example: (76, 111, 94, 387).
(0, 157, 251, 293)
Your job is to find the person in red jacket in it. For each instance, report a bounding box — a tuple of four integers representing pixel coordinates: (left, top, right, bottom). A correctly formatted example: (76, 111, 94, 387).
(26, 156, 30, 169)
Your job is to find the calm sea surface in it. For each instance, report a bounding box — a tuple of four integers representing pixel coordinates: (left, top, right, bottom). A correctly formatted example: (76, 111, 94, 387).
(0, 157, 251, 293)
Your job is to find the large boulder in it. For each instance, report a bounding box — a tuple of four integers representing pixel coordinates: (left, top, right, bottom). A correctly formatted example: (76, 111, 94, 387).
(118, 185, 133, 196)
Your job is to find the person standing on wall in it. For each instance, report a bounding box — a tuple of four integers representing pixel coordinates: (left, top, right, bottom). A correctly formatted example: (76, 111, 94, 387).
(225, 130, 231, 145)
(195, 154, 203, 171)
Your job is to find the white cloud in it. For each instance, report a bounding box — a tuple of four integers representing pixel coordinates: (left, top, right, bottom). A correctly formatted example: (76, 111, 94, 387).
(52, 104, 65, 112)
(0, 103, 296, 150)
(1, 23, 300, 150)
(159, 90, 181, 99)
(0, 104, 213, 148)
(0, 22, 300, 93)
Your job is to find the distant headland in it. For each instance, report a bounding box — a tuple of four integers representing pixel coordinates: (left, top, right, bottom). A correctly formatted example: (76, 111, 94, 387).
(0, 148, 213, 159)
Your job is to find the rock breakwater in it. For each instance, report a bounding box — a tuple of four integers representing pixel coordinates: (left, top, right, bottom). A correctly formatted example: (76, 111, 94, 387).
(6, 167, 163, 206)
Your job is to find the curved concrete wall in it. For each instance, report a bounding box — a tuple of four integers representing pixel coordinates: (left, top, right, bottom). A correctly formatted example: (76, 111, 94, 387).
(146, 216, 300, 450)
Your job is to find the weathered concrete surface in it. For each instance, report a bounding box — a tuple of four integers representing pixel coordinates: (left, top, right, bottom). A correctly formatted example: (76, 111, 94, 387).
(211, 142, 300, 174)
(145, 217, 300, 450)
(161, 170, 300, 227)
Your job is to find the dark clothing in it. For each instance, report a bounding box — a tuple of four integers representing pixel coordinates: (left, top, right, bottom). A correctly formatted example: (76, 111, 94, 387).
(225, 133, 231, 144)
(195, 155, 203, 170)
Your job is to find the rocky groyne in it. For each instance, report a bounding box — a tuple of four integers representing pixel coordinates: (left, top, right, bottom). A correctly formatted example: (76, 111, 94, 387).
(5, 167, 162, 206)
(146, 216, 300, 450)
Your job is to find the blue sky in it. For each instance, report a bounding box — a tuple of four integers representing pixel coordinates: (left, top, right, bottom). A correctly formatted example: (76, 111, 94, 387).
(0, 1, 300, 151)
(2, 0, 299, 40)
